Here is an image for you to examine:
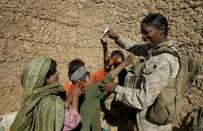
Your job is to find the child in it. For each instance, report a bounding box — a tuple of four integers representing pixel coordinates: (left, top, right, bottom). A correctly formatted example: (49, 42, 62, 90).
(101, 39, 131, 131)
(64, 49, 119, 95)
(64, 59, 106, 95)
(68, 56, 133, 131)
(64, 37, 121, 95)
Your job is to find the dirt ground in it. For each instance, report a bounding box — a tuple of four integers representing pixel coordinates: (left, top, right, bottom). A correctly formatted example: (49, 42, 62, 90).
(0, 0, 202, 128)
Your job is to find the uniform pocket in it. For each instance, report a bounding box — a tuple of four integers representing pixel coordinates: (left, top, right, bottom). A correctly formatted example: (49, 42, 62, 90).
(144, 62, 158, 75)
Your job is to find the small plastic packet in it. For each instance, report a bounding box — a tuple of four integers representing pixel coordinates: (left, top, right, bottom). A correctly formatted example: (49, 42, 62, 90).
(102, 27, 109, 38)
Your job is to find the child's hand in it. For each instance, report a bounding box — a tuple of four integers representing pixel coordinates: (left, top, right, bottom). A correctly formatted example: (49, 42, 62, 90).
(106, 30, 119, 40)
(123, 55, 133, 66)
(72, 82, 82, 97)
(72, 81, 85, 89)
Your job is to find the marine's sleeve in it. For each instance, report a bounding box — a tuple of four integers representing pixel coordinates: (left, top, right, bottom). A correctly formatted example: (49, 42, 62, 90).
(115, 37, 150, 56)
(115, 53, 179, 110)
(64, 81, 72, 94)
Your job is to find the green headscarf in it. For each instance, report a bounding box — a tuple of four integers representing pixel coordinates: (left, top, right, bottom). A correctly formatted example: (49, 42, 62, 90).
(10, 56, 66, 131)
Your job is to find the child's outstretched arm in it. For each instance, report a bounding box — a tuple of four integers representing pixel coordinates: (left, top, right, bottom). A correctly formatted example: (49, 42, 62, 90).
(101, 38, 111, 72)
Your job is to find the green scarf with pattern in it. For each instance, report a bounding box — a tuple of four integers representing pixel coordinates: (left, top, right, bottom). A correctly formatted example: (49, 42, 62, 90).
(10, 57, 66, 131)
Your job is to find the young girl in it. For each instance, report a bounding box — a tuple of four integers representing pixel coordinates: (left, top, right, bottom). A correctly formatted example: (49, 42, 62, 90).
(10, 57, 81, 131)
(68, 56, 132, 131)
(103, 13, 180, 131)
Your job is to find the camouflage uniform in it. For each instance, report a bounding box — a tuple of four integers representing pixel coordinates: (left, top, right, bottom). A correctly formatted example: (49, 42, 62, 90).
(114, 37, 180, 131)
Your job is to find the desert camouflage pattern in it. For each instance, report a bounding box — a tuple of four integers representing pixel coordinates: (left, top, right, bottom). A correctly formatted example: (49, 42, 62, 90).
(115, 38, 179, 131)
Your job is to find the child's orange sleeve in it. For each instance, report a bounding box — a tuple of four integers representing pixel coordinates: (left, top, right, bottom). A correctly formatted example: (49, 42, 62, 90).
(90, 68, 106, 83)
(64, 81, 72, 94)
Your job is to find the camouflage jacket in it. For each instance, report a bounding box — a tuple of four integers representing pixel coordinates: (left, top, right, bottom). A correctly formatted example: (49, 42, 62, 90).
(114, 37, 179, 131)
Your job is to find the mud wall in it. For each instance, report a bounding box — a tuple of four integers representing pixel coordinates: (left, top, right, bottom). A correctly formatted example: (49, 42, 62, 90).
(0, 0, 202, 114)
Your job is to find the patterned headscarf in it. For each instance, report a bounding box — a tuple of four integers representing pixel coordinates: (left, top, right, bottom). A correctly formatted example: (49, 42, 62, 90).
(70, 66, 88, 81)
(22, 56, 51, 91)
(10, 56, 66, 131)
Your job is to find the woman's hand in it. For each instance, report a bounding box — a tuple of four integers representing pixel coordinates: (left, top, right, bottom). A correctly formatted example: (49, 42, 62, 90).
(106, 30, 119, 40)
(102, 82, 117, 92)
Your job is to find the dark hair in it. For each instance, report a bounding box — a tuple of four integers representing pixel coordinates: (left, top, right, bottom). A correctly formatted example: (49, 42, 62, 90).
(111, 50, 125, 61)
(21, 59, 57, 86)
(68, 59, 85, 78)
(46, 59, 57, 79)
(142, 13, 168, 36)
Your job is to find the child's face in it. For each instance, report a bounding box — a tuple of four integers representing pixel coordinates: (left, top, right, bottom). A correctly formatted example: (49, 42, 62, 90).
(46, 70, 59, 84)
(83, 74, 92, 87)
(141, 23, 165, 47)
(113, 56, 123, 68)
(75, 73, 92, 88)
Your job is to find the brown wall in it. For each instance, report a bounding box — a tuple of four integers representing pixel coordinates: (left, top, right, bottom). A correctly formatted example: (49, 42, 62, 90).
(0, 0, 202, 114)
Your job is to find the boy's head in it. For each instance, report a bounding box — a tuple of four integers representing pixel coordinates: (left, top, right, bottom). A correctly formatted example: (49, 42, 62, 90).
(111, 50, 125, 68)
(68, 59, 90, 86)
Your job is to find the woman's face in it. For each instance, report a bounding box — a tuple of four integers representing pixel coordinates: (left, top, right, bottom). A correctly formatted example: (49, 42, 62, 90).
(46, 70, 59, 84)
(141, 23, 165, 47)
